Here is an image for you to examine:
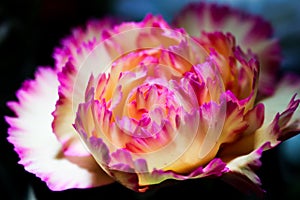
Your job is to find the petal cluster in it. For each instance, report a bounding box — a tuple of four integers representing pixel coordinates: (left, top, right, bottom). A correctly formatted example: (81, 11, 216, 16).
(5, 2, 300, 195)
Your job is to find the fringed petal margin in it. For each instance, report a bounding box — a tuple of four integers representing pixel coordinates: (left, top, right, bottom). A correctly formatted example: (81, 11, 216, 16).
(5, 67, 114, 191)
(255, 73, 300, 148)
(173, 2, 281, 97)
(218, 74, 300, 197)
(221, 144, 267, 198)
(139, 158, 228, 190)
(53, 18, 117, 70)
(52, 18, 117, 157)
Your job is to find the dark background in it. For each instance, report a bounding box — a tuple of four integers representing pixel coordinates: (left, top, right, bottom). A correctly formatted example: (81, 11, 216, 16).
(1, 0, 300, 199)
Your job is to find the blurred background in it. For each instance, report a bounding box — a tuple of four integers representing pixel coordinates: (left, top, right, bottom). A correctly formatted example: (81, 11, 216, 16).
(0, 0, 299, 199)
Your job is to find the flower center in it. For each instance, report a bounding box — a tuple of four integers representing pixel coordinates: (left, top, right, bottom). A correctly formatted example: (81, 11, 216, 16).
(126, 84, 175, 120)
(117, 82, 179, 139)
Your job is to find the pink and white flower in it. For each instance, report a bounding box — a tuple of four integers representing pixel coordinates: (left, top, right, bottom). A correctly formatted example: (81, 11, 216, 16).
(5, 2, 300, 195)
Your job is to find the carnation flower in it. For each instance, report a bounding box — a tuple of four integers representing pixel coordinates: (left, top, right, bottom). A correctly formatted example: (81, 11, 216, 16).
(5, 2, 300, 196)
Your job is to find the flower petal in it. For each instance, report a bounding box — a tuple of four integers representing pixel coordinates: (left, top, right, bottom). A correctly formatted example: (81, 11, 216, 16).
(162, 93, 249, 173)
(218, 74, 300, 196)
(217, 103, 265, 162)
(53, 18, 117, 70)
(194, 32, 259, 106)
(74, 128, 144, 191)
(221, 144, 268, 198)
(52, 62, 90, 156)
(5, 67, 113, 191)
(255, 74, 300, 148)
(52, 19, 118, 156)
(173, 2, 281, 97)
(139, 158, 228, 188)
(217, 75, 300, 160)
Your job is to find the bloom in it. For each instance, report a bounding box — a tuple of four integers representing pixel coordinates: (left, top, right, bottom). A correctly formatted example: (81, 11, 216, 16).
(5, 2, 300, 195)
